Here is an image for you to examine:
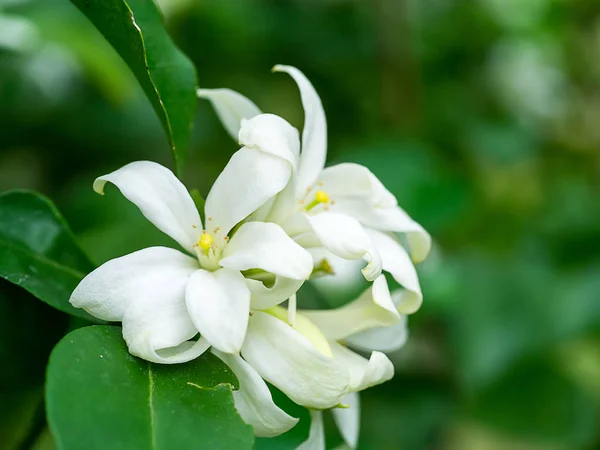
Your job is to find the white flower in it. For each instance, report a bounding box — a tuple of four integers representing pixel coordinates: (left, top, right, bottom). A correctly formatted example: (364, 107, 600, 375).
(70, 155, 314, 364)
(212, 277, 405, 440)
(198, 64, 431, 315)
(295, 284, 412, 450)
(199, 66, 427, 444)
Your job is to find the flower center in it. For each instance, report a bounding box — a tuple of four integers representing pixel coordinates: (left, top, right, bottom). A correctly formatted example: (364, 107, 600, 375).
(197, 232, 213, 251)
(304, 189, 330, 212)
(193, 228, 225, 271)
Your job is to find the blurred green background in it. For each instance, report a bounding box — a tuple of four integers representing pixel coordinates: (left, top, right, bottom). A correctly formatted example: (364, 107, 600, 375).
(2, 0, 600, 449)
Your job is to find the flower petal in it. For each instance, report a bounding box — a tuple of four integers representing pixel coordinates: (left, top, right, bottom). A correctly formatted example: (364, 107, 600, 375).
(93, 161, 202, 252)
(70, 246, 198, 322)
(212, 350, 298, 437)
(297, 410, 325, 450)
(246, 277, 305, 310)
(86, 248, 207, 364)
(303, 212, 382, 281)
(197, 88, 261, 140)
(318, 164, 431, 263)
(345, 314, 408, 353)
(367, 229, 423, 314)
(302, 275, 400, 341)
(238, 113, 300, 168)
(242, 312, 350, 409)
(316, 163, 373, 198)
(273, 65, 327, 195)
(221, 222, 313, 280)
(185, 268, 250, 354)
(331, 343, 395, 392)
(205, 147, 292, 237)
(332, 393, 360, 449)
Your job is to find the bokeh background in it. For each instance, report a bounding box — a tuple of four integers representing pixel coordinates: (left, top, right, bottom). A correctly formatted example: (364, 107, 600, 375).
(2, 0, 600, 449)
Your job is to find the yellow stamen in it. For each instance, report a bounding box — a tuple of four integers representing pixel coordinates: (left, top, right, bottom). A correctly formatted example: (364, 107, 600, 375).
(305, 190, 330, 211)
(198, 233, 213, 251)
(315, 190, 329, 203)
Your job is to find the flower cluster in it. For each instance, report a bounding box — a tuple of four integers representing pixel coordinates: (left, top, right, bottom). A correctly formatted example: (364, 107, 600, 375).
(70, 66, 430, 449)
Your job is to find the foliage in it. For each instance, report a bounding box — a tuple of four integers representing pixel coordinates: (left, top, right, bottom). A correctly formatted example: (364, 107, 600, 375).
(1, 0, 600, 448)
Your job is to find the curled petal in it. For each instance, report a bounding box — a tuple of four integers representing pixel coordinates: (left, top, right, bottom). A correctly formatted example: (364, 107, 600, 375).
(239, 113, 300, 168)
(221, 222, 313, 280)
(318, 164, 431, 263)
(70, 246, 197, 322)
(242, 312, 350, 410)
(197, 88, 261, 140)
(367, 229, 422, 314)
(83, 248, 206, 364)
(93, 161, 201, 252)
(303, 212, 382, 281)
(332, 393, 360, 449)
(345, 314, 408, 353)
(316, 163, 373, 198)
(302, 275, 400, 341)
(212, 350, 298, 437)
(273, 65, 327, 196)
(185, 268, 250, 354)
(205, 147, 292, 237)
(297, 410, 325, 450)
(246, 277, 305, 311)
(331, 343, 394, 392)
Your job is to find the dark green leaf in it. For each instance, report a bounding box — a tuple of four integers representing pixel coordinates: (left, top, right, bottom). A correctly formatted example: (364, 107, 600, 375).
(0, 280, 69, 449)
(0, 191, 96, 320)
(46, 326, 254, 450)
(69, 0, 197, 175)
(189, 188, 206, 224)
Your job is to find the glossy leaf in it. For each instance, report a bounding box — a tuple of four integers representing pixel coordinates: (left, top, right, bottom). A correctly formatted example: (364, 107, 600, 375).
(46, 326, 254, 450)
(0, 191, 96, 320)
(69, 0, 197, 175)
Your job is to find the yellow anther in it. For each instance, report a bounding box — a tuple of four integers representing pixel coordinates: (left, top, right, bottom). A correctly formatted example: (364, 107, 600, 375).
(315, 190, 329, 203)
(305, 190, 330, 211)
(198, 233, 213, 251)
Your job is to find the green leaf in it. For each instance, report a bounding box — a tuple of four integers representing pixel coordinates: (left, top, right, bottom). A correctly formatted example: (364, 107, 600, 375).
(69, 0, 197, 175)
(189, 188, 206, 224)
(0, 280, 69, 449)
(0, 191, 97, 320)
(46, 326, 254, 450)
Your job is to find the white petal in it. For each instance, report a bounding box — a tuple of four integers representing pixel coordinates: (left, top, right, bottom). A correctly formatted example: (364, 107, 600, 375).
(185, 268, 250, 354)
(319, 165, 431, 263)
(246, 277, 305, 310)
(273, 65, 327, 195)
(212, 350, 298, 437)
(205, 147, 292, 236)
(242, 312, 350, 409)
(197, 88, 261, 140)
(90, 248, 206, 364)
(221, 222, 313, 280)
(345, 314, 408, 353)
(93, 161, 201, 252)
(331, 343, 394, 392)
(332, 393, 360, 449)
(70, 246, 198, 321)
(297, 410, 325, 450)
(317, 163, 373, 198)
(367, 229, 422, 314)
(239, 113, 300, 168)
(304, 212, 382, 281)
(302, 275, 400, 341)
